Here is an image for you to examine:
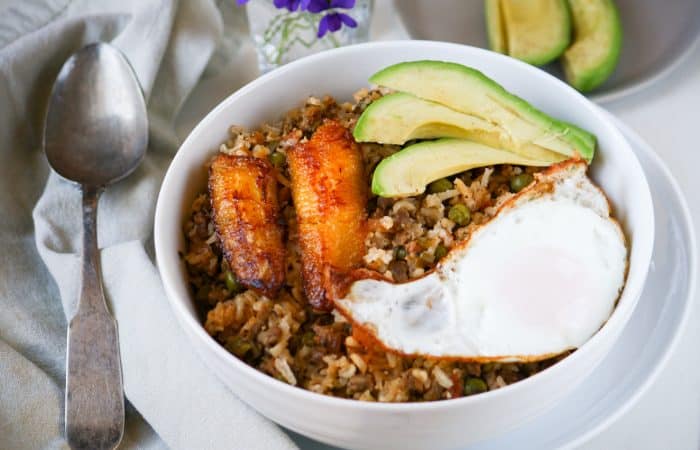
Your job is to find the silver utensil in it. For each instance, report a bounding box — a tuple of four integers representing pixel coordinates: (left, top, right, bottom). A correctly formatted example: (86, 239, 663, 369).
(43, 42, 148, 450)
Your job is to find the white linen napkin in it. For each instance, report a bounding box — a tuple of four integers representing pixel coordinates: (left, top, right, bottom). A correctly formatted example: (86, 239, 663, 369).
(0, 0, 297, 448)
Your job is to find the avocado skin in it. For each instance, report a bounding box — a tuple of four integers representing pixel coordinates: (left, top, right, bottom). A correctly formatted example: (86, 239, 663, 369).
(369, 60, 596, 162)
(563, 0, 622, 93)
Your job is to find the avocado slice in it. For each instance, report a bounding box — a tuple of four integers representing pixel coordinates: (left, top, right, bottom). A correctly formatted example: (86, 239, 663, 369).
(563, 0, 622, 92)
(485, 0, 571, 66)
(567, 122, 597, 151)
(485, 0, 506, 54)
(369, 61, 596, 162)
(354, 92, 566, 162)
(372, 138, 552, 197)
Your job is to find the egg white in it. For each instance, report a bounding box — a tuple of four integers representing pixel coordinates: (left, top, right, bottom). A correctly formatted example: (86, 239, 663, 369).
(335, 161, 628, 362)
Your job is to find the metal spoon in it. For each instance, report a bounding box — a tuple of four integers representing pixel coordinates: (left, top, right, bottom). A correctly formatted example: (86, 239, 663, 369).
(43, 42, 148, 450)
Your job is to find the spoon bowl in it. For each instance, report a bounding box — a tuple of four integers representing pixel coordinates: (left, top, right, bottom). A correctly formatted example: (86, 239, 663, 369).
(44, 42, 148, 187)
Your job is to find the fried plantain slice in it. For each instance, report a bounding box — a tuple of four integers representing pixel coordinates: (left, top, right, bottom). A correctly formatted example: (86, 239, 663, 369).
(288, 120, 368, 311)
(209, 154, 285, 298)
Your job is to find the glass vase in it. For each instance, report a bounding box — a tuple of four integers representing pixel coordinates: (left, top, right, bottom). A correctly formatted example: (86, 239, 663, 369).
(245, 0, 373, 73)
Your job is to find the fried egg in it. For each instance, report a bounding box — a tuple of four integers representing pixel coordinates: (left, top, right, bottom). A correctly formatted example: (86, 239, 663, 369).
(334, 161, 628, 362)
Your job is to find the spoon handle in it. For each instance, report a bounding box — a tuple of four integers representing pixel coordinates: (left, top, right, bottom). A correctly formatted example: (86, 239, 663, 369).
(65, 186, 125, 450)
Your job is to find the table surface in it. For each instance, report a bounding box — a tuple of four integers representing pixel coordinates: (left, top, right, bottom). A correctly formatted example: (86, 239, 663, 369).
(177, 2, 700, 448)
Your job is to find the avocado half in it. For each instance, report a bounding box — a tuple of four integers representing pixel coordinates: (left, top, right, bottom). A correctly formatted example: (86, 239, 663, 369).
(368, 60, 596, 162)
(372, 139, 552, 197)
(563, 0, 622, 92)
(485, 0, 572, 66)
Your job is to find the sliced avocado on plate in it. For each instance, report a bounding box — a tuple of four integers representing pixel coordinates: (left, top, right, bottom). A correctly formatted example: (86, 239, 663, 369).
(372, 138, 552, 197)
(354, 92, 567, 162)
(369, 61, 596, 162)
(485, 0, 571, 66)
(563, 0, 622, 92)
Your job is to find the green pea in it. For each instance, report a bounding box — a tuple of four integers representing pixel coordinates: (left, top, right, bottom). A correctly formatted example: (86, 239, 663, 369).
(464, 377, 488, 396)
(225, 271, 242, 293)
(427, 178, 453, 194)
(448, 204, 471, 226)
(509, 173, 534, 193)
(226, 335, 252, 358)
(393, 245, 407, 260)
(269, 151, 286, 167)
(434, 243, 448, 260)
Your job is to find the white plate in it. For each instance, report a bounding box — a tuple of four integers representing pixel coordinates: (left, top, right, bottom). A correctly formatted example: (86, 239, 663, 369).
(393, 0, 700, 103)
(287, 111, 697, 449)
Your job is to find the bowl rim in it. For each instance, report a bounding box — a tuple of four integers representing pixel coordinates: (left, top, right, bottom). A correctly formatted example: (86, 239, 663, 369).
(154, 40, 655, 411)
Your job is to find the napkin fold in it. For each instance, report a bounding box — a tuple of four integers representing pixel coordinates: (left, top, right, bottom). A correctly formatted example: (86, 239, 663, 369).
(0, 0, 297, 448)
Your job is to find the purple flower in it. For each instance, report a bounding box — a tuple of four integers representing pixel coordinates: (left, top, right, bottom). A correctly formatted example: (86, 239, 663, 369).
(238, 0, 304, 11)
(329, 0, 356, 8)
(317, 11, 357, 37)
(274, 0, 303, 11)
(303, 0, 328, 13)
(303, 0, 355, 13)
(238, 0, 359, 38)
(239, 0, 357, 14)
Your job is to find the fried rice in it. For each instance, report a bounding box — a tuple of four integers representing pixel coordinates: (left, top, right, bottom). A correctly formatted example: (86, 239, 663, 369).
(183, 89, 569, 402)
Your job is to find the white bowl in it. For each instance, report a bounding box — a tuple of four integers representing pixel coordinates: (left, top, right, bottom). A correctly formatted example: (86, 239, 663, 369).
(154, 41, 654, 450)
